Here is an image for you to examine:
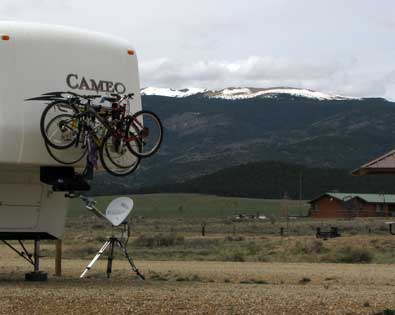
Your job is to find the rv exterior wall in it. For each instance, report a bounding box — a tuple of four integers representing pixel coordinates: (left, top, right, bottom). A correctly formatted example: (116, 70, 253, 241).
(0, 22, 141, 239)
(0, 166, 68, 239)
(0, 21, 142, 168)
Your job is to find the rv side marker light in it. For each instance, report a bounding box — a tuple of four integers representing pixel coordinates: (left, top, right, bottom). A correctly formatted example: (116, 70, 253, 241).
(127, 49, 134, 55)
(1, 35, 10, 41)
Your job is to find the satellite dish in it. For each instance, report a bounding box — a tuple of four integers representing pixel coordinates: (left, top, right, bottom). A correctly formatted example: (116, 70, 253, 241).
(105, 197, 134, 226)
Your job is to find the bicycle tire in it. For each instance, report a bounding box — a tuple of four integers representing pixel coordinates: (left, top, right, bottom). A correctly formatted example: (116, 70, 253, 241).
(99, 132, 141, 177)
(40, 101, 80, 149)
(44, 140, 87, 165)
(126, 110, 163, 158)
(44, 114, 87, 164)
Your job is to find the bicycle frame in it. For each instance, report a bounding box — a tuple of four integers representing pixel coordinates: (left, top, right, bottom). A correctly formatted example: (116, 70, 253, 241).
(47, 92, 146, 162)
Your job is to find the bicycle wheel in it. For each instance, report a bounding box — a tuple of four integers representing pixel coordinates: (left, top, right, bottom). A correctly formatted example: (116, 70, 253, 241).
(40, 101, 80, 149)
(126, 110, 163, 158)
(42, 113, 80, 149)
(99, 132, 141, 177)
(44, 140, 87, 165)
(44, 114, 87, 164)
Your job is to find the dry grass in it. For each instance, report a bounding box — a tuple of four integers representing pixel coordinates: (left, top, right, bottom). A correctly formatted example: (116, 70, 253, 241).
(0, 248, 394, 315)
(59, 232, 395, 263)
(1, 213, 395, 314)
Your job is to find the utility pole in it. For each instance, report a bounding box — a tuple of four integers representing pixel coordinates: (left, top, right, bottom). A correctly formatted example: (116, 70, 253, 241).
(282, 192, 289, 229)
(298, 170, 303, 215)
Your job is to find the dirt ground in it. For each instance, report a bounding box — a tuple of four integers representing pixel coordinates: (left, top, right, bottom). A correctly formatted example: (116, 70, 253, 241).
(0, 247, 395, 315)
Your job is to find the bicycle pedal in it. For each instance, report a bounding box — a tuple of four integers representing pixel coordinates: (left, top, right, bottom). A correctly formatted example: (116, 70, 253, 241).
(82, 164, 94, 180)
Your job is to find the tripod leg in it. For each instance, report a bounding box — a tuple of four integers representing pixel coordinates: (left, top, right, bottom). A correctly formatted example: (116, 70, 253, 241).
(116, 240, 145, 280)
(106, 239, 115, 278)
(80, 240, 111, 278)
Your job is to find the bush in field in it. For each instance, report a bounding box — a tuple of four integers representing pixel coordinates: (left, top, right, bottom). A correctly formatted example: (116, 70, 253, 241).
(224, 251, 245, 262)
(225, 235, 245, 242)
(135, 233, 184, 247)
(293, 240, 325, 255)
(327, 246, 373, 263)
(186, 238, 220, 248)
(246, 241, 260, 255)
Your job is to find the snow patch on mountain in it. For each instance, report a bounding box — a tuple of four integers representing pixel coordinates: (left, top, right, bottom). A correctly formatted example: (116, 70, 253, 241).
(210, 87, 356, 100)
(221, 88, 251, 96)
(141, 87, 206, 97)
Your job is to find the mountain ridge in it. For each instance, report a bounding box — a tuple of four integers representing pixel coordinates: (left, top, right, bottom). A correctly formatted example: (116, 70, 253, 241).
(131, 160, 395, 200)
(140, 86, 367, 101)
(91, 93, 395, 195)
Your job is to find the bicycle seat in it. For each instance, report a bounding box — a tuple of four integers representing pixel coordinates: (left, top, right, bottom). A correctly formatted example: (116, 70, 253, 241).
(92, 104, 103, 112)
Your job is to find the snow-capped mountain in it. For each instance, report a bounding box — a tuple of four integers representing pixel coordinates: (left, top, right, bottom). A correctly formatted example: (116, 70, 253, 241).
(140, 87, 357, 101)
(94, 87, 395, 195)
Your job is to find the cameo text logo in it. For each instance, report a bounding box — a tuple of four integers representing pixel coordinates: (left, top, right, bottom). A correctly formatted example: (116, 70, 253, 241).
(66, 74, 126, 94)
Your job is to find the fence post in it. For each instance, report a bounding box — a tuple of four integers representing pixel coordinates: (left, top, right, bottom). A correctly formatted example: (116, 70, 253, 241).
(55, 239, 62, 277)
(201, 222, 206, 237)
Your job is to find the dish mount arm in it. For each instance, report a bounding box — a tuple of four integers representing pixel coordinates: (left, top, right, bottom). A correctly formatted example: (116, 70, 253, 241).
(79, 196, 107, 221)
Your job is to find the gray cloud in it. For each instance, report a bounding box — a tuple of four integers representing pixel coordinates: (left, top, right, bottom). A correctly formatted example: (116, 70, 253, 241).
(1, 0, 395, 98)
(141, 56, 392, 98)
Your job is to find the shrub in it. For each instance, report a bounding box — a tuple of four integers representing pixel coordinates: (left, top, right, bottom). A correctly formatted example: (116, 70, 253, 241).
(329, 246, 373, 263)
(225, 236, 245, 242)
(135, 233, 184, 247)
(224, 251, 245, 262)
(237, 241, 260, 256)
(293, 240, 325, 255)
(256, 254, 269, 262)
(240, 279, 268, 285)
(186, 238, 220, 248)
(149, 272, 168, 281)
(299, 277, 311, 284)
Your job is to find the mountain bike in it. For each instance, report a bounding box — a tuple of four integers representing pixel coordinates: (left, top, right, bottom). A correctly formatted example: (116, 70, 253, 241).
(40, 92, 163, 158)
(40, 92, 140, 176)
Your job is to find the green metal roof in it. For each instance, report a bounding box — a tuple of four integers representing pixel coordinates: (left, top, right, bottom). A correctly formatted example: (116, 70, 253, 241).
(311, 192, 395, 204)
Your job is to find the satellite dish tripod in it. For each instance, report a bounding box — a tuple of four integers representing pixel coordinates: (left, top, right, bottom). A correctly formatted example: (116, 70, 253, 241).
(79, 196, 145, 280)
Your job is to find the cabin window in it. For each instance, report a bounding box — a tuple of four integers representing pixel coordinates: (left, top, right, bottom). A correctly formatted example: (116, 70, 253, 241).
(376, 204, 384, 213)
(313, 203, 319, 211)
(388, 205, 395, 216)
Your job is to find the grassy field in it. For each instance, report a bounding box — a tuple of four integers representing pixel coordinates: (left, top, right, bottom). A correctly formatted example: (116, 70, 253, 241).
(2, 193, 395, 314)
(68, 193, 309, 218)
(64, 193, 395, 264)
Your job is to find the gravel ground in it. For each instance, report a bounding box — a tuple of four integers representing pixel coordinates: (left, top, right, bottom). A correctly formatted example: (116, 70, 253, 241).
(0, 252, 394, 315)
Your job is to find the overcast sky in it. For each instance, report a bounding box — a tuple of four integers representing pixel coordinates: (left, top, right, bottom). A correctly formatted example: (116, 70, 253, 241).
(1, 0, 395, 98)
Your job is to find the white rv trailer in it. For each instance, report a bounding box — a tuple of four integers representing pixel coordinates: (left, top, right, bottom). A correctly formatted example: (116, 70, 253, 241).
(0, 21, 142, 278)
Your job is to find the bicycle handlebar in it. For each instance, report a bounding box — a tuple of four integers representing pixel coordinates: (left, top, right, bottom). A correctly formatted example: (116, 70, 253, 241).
(110, 93, 122, 101)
